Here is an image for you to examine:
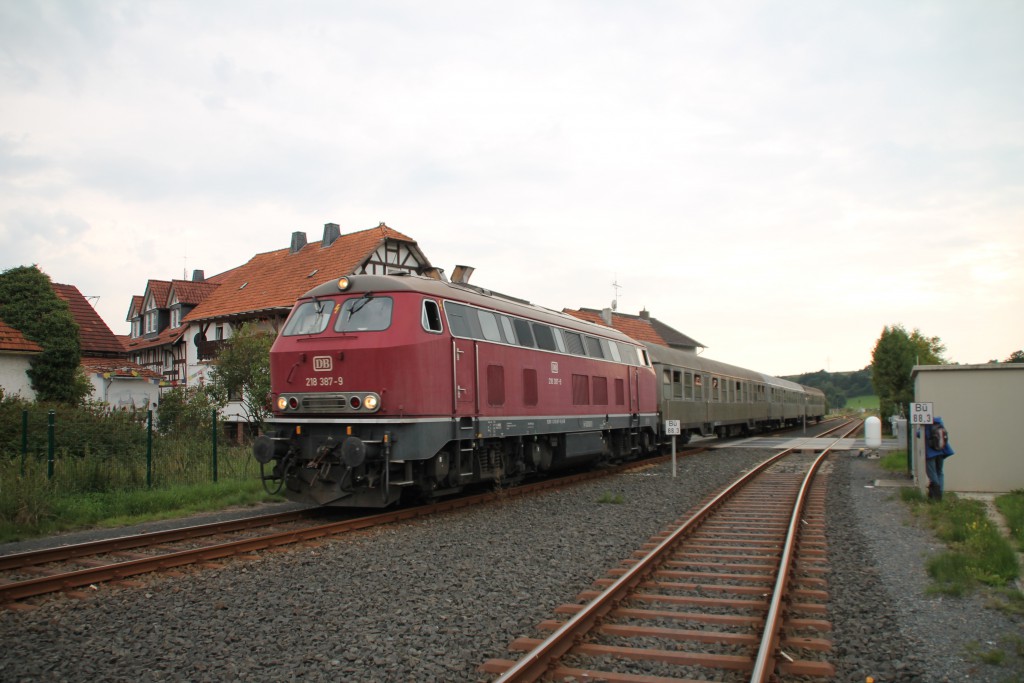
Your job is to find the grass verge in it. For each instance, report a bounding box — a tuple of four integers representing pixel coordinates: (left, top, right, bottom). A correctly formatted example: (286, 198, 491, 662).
(995, 490, 1024, 549)
(900, 492, 1020, 595)
(0, 479, 283, 543)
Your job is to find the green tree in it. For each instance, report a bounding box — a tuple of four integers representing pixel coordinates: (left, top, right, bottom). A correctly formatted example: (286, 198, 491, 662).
(1006, 350, 1024, 363)
(0, 265, 91, 404)
(871, 324, 947, 421)
(206, 322, 274, 432)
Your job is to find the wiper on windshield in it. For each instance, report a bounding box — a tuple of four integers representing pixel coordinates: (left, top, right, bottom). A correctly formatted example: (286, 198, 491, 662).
(348, 292, 374, 317)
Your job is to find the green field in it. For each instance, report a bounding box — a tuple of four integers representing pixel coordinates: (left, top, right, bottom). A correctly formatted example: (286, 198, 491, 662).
(845, 394, 879, 410)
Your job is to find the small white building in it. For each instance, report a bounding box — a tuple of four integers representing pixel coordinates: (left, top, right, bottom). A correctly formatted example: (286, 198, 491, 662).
(911, 363, 1024, 494)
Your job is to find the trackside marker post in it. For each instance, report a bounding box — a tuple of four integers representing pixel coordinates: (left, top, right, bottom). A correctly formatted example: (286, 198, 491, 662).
(665, 420, 681, 478)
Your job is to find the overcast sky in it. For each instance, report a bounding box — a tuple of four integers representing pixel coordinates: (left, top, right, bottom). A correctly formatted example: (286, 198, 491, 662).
(2, 1, 1021, 376)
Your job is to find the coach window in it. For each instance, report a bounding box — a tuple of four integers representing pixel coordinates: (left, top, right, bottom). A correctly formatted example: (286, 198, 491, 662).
(422, 300, 443, 333)
(584, 335, 603, 358)
(673, 370, 683, 399)
(335, 296, 393, 332)
(478, 310, 502, 342)
(684, 372, 694, 400)
(532, 323, 558, 351)
(694, 373, 703, 401)
(662, 370, 672, 399)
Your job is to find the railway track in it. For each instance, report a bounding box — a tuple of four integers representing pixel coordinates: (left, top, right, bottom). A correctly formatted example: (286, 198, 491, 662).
(482, 419, 862, 682)
(0, 453, 691, 606)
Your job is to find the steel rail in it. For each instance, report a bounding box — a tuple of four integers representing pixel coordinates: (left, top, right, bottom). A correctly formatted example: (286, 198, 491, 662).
(0, 509, 316, 571)
(749, 420, 861, 682)
(490, 418, 860, 682)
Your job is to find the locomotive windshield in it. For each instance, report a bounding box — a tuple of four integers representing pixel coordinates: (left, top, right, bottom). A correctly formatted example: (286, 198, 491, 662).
(335, 295, 393, 332)
(282, 300, 332, 336)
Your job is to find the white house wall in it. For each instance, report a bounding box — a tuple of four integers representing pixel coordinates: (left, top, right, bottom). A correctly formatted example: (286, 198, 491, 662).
(0, 356, 36, 400)
(89, 374, 162, 411)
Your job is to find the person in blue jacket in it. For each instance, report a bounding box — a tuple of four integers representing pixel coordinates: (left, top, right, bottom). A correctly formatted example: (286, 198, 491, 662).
(920, 416, 955, 501)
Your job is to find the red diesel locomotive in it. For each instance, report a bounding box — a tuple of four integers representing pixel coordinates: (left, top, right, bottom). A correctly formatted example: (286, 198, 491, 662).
(253, 272, 660, 507)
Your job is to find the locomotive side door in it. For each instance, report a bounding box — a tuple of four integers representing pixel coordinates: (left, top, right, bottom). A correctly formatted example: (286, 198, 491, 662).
(452, 338, 478, 414)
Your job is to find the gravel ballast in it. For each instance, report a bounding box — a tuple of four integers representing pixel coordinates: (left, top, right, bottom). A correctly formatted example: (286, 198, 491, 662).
(1, 449, 1021, 682)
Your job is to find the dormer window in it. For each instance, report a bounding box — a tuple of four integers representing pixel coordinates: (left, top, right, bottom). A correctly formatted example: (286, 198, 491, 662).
(171, 306, 181, 328)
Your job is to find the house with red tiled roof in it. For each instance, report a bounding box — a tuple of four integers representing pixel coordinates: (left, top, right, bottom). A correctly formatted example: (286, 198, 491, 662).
(563, 307, 704, 352)
(52, 283, 163, 409)
(124, 275, 220, 385)
(0, 318, 43, 400)
(125, 222, 436, 427)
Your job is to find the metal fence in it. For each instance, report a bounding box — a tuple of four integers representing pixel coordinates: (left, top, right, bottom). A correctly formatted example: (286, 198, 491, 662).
(0, 406, 259, 495)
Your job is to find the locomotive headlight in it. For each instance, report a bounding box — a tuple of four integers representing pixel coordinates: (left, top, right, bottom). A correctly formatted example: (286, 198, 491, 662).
(337, 276, 351, 291)
(276, 396, 289, 411)
(363, 394, 380, 411)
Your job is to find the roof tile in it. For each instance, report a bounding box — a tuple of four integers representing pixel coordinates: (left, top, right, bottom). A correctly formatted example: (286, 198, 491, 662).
(52, 283, 126, 356)
(0, 318, 43, 353)
(184, 224, 421, 323)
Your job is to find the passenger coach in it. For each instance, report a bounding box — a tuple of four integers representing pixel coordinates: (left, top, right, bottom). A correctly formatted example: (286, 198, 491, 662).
(646, 343, 826, 444)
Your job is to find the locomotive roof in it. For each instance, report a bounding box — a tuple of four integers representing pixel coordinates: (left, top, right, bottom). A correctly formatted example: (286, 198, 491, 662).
(300, 273, 641, 345)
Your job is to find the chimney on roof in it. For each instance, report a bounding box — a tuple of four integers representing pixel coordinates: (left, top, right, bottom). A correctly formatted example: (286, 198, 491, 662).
(191, 269, 205, 282)
(451, 265, 474, 284)
(639, 309, 650, 320)
(600, 308, 613, 326)
(290, 231, 307, 253)
(322, 223, 340, 247)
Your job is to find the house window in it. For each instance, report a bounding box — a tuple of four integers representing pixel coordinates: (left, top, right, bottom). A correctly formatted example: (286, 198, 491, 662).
(215, 325, 224, 340)
(171, 307, 181, 328)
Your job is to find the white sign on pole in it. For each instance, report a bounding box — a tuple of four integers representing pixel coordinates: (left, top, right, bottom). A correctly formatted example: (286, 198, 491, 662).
(665, 420, 681, 435)
(910, 402, 934, 425)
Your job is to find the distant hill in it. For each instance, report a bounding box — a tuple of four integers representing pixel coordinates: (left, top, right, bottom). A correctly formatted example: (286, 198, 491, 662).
(783, 367, 874, 410)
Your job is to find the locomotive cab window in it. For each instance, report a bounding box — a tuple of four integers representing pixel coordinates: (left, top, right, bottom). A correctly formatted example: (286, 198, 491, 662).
(422, 299, 443, 333)
(335, 296, 393, 332)
(282, 300, 332, 336)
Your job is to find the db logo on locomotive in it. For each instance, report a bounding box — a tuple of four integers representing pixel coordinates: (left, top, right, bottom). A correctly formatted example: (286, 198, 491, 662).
(313, 356, 333, 372)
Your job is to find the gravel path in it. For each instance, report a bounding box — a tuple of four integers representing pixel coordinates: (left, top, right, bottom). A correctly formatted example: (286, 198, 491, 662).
(1, 449, 1021, 682)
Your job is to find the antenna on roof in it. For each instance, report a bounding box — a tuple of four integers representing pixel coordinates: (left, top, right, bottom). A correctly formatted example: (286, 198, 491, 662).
(611, 275, 622, 311)
(86, 295, 100, 308)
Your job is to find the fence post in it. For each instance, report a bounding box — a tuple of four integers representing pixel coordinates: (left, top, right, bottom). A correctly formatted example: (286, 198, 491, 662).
(146, 410, 153, 488)
(47, 409, 55, 480)
(211, 408, 218, 483)
(21, 409, 28, 477)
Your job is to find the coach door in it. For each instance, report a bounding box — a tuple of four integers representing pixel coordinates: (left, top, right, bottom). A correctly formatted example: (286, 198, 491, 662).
(452, 338, 478, 414)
